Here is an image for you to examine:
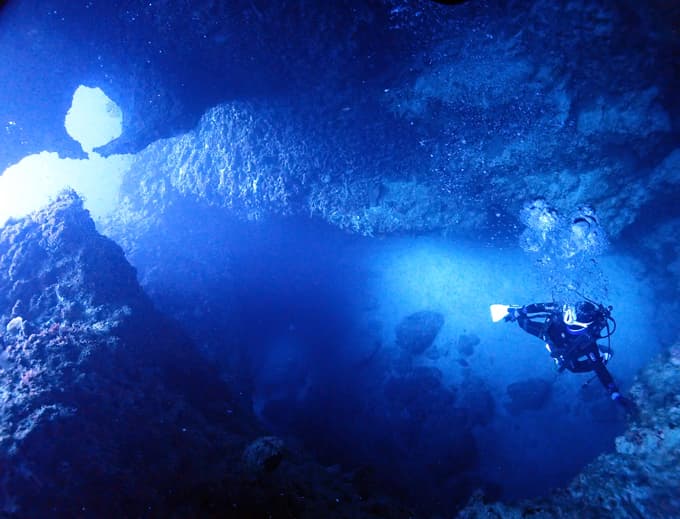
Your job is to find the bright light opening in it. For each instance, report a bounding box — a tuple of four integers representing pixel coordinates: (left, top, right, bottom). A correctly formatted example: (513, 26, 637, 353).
(0, 85, 131, 228)
(65, 85, 123, 154)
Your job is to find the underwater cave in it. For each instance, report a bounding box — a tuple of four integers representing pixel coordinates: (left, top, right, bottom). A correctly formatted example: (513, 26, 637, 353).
(0, 1, 679, 517)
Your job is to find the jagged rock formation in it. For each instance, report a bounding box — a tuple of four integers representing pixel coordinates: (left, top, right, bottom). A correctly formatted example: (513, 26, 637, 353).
(383, 2, 677, 240)
(458, 340, 680, 518)
(0, 191, 255, 516)
(0, 192, 413, 518)
(116, 102, 317, 223)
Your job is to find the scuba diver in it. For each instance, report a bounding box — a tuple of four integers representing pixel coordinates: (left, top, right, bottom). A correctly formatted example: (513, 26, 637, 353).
(491, 300, 636, 412)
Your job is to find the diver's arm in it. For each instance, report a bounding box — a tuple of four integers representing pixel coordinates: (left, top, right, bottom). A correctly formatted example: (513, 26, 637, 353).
(515, 303, 558, 340)
(505, 302, 558, 321)
(523, 302, 560, 315)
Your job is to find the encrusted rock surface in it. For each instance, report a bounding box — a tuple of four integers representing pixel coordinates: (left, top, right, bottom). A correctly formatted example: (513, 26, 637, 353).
(0, 190, 254, 516)
(118, 102, 316, 223)
(90, 1, 678, 244)
(457, 340, 680, 518)
(243, 436, 286, 475)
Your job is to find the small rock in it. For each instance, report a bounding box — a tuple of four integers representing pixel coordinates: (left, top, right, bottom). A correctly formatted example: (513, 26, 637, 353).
(5, 316, 25, 337)
(457, 334, 480, 356)
(242, 436, 285, 474)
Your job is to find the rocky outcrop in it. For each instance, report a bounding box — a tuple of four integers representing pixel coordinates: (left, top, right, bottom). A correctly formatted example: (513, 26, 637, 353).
(458, 341, 680, 518)
(458, 333, 480, 357)
(104, 3, 676, 243)
(115, 102, 317, 224)
(0, 190, 255, 516)
(242, 436, 286, 475)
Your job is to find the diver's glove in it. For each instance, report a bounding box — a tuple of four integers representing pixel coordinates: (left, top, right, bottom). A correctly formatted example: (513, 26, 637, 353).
(504, 305, 524, 322)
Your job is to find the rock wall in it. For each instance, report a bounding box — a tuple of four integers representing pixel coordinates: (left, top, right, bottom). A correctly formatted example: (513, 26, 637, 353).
(4, 1, 676, 246)
(0, 0, 396, 169)
(0, 191, 253, 515)
(458, 340, 680, 518)
(100, 0, 678, 244)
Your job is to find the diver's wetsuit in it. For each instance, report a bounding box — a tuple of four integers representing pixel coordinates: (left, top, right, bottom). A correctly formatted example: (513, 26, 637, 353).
(516, 302, 617, 395)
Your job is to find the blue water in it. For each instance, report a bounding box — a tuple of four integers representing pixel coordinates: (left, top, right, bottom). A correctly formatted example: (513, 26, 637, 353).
(1, 0, 678, 516)
(119, 196, 663, 515)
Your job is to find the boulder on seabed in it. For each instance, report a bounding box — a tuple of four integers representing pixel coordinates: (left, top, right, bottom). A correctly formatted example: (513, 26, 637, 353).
(242, 436, 286, 475)
(395, 311, 445, 355)
(457, 333, 480, 356)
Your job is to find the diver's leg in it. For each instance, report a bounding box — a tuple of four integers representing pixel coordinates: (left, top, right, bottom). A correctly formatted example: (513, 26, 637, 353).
(592, 359, 615, 390)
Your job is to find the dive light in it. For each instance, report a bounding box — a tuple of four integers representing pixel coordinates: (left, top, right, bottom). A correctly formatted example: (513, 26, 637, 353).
(490, 304, 510, 322)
